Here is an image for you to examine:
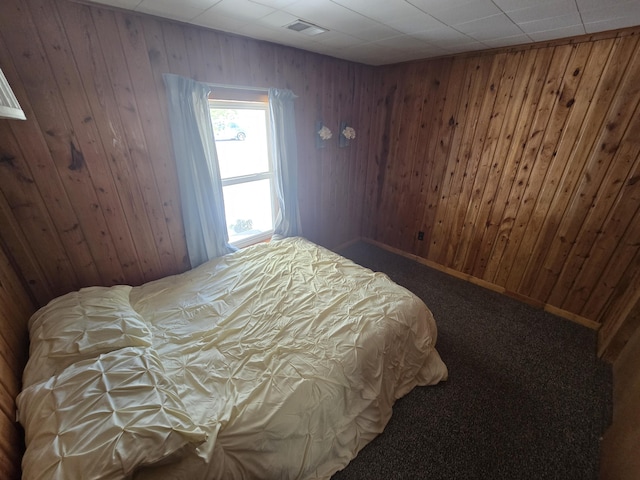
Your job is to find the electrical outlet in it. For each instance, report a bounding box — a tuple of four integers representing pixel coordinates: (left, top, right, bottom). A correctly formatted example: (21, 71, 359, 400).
(417, 231, 424, 241)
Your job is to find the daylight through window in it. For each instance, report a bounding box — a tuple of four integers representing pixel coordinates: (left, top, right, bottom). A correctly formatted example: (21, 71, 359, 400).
(210, 97, 276, 248)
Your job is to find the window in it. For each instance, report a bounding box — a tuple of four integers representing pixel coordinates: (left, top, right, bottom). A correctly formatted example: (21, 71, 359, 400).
(209, 95, 276, 248)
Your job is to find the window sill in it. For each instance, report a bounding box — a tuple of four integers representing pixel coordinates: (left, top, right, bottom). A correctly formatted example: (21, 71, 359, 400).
(230, 230, 273, 249)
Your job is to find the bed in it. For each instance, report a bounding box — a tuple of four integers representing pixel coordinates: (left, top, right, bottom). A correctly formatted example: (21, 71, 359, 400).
(16, 237, 448, 480)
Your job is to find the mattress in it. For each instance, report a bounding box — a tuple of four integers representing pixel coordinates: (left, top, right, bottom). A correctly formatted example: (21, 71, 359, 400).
(18, 237, 447, 480)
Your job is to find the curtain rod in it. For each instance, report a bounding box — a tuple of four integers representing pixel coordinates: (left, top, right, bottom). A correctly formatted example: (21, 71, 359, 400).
(204, 82, 270, 92)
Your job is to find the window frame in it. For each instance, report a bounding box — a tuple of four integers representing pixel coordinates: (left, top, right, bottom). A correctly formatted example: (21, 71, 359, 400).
(208, 97, 278, 248)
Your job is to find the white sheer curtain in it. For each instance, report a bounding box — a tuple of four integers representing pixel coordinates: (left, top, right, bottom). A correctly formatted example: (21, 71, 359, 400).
(269, 88, 302, 239)
(163, 74, 235, 267)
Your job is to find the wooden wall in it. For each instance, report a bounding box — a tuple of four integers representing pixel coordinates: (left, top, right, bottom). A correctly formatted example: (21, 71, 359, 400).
(0, 243, 34, 480)
(0, 2, 374, 475)
(359, 33, 640, 479)
(1, 0, 639, 477)
(0, 0, 374, 308)
(600, 317, 640, 479)
(362, 28, 640, 357)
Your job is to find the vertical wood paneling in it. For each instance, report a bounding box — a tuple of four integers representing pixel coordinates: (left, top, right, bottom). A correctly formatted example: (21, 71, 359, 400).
(1, 0, 639, 475)
(404, 59, 449, 254)
(85, 5, 177, 276)
(415, 57, 460, 259)
(383, 61, 422, 249)
(23, 0, 142, 285)
(427, 56, 482, 265)
(361, 69, 385, 240)
(0, 0, 372, 309)
(450, 53, 508, 272)
(558, 118, 640, 313)
(512, 38, 616, 297)
(0, 243, 34, 480)
(531, 41, 640, 304)
(373, 67, 406, 245)
(364, 28, 640, 353)
(600, 312, 640, 480)
(348, 65, 372, 242)
(115, 12, 189, 271)
(442, 55, 499, 269)
(296, 53, 319, 242)
(467, 49, 539, 278)
(598, 252, 640, 360)
(0, 0, 374, 471)
(458, 50, 523, 274)
(517, 36, 636, 299)
(481, 46, 557, 283)
(501, 43, 593, 291)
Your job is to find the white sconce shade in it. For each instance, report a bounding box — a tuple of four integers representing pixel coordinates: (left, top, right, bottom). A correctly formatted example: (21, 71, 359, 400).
(0, 68, 26, 120)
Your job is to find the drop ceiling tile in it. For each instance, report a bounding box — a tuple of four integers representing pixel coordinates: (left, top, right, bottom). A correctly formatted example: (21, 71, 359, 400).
(414, 0, 502, 26)
(384, 15, 448, 35)
(442, 41, 488, 54)
(371, 35, 433, 50)
(482, 33, 532, 48)
(505, 0, 579, 24)
(341, 42, 395, 54)
(517, 13, 583, 34)
(236, 23, 318, 48)
(492, 0, 538, 11)
(411, 26, 477, 47)
(248, 0, 297, 8)
(311, 30, 366, 49)
(585, 16, 640, 33)
(137, 0, 216, 21)
(331, 0, 403, 13)
(258, 10, 299, 28)
(203, 0, 275, 21)
(284, 0, 379, 34)
(83, 0, 640, 65)
(175, 0, 220, 8)
(333, 0, 444, 34)
(348, 24, 405, 42)
(191, 10, 249, 31)
(527, 24, 587, 42)
(454, 13, 524, 41)
(407, 0, 475, 14)
(88, 0, 144, 8)
(575, 0, 631, 11)
(579, 1, 640, 24)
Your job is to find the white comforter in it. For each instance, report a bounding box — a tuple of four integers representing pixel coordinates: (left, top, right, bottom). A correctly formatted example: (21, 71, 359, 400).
(131, 238, 447, 479)
(18, 237, 447, 480)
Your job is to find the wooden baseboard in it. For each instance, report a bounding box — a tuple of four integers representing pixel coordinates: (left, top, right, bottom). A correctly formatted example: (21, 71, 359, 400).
(331, 237, 363, 253)
(361, 238, 601, 331)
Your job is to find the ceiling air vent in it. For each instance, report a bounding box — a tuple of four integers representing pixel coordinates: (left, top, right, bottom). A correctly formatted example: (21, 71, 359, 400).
(285, 19, 328, 36)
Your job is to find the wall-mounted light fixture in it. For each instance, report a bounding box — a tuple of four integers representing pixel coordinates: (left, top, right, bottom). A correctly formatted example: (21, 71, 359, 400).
(316, 120, 332, 148)
(0, 68, 26, 120)
(339, 121, 355, 148)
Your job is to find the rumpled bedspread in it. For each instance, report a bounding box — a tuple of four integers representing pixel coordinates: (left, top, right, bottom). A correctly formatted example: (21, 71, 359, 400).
(130, 237, 447, 479)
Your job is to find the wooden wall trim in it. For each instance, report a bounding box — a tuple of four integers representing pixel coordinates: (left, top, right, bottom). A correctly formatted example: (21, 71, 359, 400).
(362, 238, 601, 330)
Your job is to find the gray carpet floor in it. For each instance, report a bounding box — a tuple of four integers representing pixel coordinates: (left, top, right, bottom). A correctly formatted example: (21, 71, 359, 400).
(332, 241, 612, 480)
